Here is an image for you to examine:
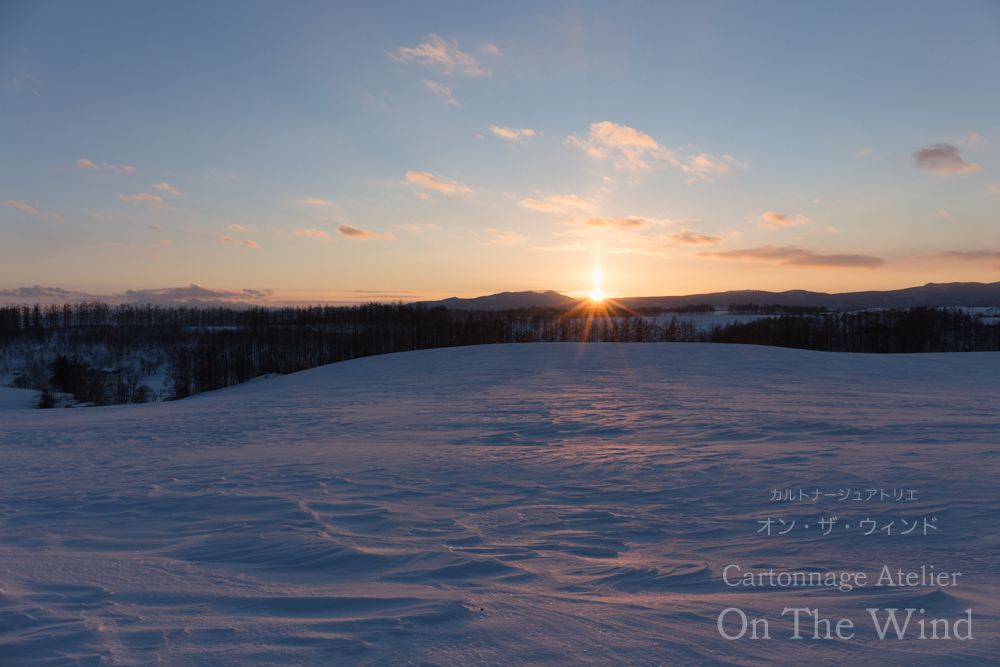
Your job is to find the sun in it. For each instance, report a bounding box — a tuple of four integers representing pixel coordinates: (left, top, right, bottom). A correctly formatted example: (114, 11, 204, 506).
(589, 267, 605, 301)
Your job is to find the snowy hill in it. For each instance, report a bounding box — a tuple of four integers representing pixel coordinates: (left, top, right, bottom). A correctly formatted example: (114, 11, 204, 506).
(422, 289, 581, 310)
(1, 344, 998, 664)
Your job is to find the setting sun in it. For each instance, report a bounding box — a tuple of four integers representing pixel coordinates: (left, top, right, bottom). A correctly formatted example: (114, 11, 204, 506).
(589, 267, 605, 301)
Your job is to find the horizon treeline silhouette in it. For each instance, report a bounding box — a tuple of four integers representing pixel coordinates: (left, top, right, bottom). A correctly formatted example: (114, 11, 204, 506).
(2, 301, 998, 404)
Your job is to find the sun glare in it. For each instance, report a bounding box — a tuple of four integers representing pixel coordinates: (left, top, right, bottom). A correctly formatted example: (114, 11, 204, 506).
(589, 267, 605, 301)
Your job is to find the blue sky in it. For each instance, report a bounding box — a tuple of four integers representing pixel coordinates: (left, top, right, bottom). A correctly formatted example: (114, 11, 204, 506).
(2, 1, 998, 304)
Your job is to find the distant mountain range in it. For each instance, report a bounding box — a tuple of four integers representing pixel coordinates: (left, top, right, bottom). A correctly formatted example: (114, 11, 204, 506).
(419, 282, 1000, 312)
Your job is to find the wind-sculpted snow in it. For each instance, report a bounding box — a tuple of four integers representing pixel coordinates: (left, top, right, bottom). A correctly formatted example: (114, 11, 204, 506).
(1, 344, 998, 664)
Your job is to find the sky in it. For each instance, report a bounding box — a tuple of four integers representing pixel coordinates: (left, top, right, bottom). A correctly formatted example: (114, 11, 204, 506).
(2, 1, 999, 305)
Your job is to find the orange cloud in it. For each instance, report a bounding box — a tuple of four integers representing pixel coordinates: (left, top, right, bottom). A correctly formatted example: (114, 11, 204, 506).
(3, 199, 62, 219)
(519, 194, 597, 213)
(421, 79, 462, 106)
(566, 121, 672, 171)
(566, 121, 741, 180)
(155, 240, 174, 245)
(489, 126, 539, 143)
(118, 193, 168, 209)
(912, 144, 981, 176)
(293, 229, 331, 240)
(4, 200, 38, 214)
(215, 234, 258, 247)
(682, 154, 735, 183)
(405, 171, 474, 197)
(154, 182, 182, 196)
(757, 212, 811, 229)
(576, 216, 644, 228)
(390, 34, 485, 76)
(535, 217, 704, 256)
(77, 159, 136, 173)
(302, 197, 334, 206)
(483, 228, 527, 244)
(337, 224, 392, 240)
(227, 224, 247, 232)
(669, 230, 723, 245)
(697, 245, 883, 268)
(559, 215, 681, 231)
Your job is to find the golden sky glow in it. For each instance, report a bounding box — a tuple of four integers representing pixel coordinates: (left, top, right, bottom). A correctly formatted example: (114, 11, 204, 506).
(1, 4, 998, 305)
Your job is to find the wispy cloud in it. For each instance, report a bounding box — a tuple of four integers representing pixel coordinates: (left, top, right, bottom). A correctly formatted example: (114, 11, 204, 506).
(215, 234, 258, 247)
(118, 193, 168, 209)
(0, 285, 91, 299)
(565, 121, 740, 181)
(987, 185, 999, 194)
(147, 224, 162, 230)
(557, 215, 688, 232)
(697, 245, 884, 268)
(3, 199, 63, 219)
(854, 147, 884, 160)
(123, 284, 272, 304)
(227, 224, 247, 232)
(953, 134, 987, 149)
(301, 197, 334, 206)
(669, 229, 723, 245)
(535, 216, 719, 255)
(77, 159, 136, 173)
(917, 250, 1000, 261)
(400, 222, 442, 232)
(4, 200, 37, 214)
(482, 43, 501, 57)
(207, 170, 238, 180)
(154, 182, 183, 196)
(682, 154, 736, 183)
(913, 143, 981, 176)
(155, 240, 174, 246)
(405, 171, 474, 197)
(421, 79, 462, 106)
(2, 70, 44, 96)
(390, 34, 485, 76)
(533, 231, 676, 256)
(756, 212, 811, 229)
(489, 126, 539, 143)
(481, 228, 527, 245)
(563, 216, 644, 229)
(293, 229, 331, 240)
(519, 194, 597, 213)
(337, 224, 393, 240)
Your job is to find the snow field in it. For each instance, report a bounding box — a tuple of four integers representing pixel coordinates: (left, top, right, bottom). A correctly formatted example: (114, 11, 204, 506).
(1, 343, 998, 665)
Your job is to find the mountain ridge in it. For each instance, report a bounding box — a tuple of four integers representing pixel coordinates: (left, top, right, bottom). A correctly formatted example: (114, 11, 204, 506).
(418, 282, 1000, 311)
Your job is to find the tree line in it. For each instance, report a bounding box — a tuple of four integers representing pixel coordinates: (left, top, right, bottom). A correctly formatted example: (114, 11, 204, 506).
(2, 301, 998, 404)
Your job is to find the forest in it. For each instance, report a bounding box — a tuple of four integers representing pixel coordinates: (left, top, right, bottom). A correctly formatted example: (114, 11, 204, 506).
(2, 301, 998, 405)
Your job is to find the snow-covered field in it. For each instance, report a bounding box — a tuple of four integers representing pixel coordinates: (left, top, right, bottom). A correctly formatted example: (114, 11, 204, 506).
(1, 344, 998, 665)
